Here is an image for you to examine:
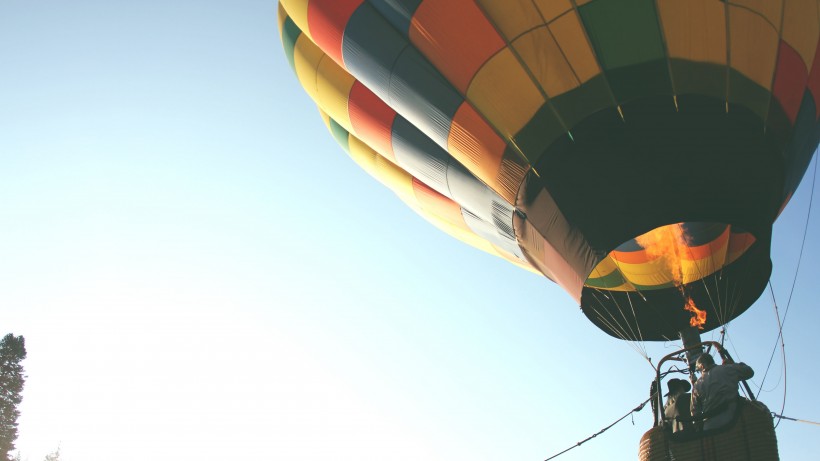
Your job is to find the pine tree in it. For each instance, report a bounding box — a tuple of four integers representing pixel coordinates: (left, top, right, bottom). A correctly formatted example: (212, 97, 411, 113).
(0, 334, 27, 461)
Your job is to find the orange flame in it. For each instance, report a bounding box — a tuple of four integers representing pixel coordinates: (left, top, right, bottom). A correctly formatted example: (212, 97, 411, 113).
(684, 298, 707, 329)
(635, 224, 688, 285)
(636, 224, 707, 328)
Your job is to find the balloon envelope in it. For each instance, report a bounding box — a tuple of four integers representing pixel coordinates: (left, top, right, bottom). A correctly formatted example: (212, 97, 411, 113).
(278, 0, 820, 341)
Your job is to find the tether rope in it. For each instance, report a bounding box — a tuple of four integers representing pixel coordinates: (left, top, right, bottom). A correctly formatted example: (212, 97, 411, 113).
(543, 397, 651, 461)
(771, 413, 820, 426)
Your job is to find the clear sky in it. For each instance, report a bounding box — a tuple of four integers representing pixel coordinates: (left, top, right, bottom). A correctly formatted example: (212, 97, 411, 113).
(1, 1, 819, 460)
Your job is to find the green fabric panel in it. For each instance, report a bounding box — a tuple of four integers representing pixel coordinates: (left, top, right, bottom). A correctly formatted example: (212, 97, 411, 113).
(585, 269, 627, 289)
(281, 16, 302, 72)
(670, 59, 725, 101)
(578, 0, 666, 70)
(551, 76, 613, 130)
(328, 118, 351, 153)
(511, 104, 567, 164)
(728, 69, 772, 122)
(603, 59, 672, 102)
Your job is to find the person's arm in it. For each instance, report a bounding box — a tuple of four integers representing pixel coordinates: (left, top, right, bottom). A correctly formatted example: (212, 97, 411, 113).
(728, 362, 754, 380)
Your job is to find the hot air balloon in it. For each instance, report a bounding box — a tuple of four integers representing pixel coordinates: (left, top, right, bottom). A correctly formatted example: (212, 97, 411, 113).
(277, 0, 819, 458)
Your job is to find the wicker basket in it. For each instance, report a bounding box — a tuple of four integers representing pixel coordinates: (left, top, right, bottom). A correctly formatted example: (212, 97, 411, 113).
(638, 400, 778, 461)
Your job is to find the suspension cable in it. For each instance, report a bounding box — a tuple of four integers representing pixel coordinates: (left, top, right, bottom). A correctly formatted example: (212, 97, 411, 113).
(758, 154, 816, 394)
(757, 284, 786, 393)
(543, 397, 652, 461)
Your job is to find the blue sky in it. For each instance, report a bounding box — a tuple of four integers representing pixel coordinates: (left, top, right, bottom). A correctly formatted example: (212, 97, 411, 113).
(1, 1, 819, 460)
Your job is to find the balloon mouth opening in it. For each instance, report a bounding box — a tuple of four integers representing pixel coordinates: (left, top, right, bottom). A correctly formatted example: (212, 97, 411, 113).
(584, 222, 757, 292)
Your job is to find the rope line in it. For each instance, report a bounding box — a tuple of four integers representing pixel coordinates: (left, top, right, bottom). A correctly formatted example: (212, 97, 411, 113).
(771, 413, 820, 426)
(543, 397, 651, 461)
(758, 155, 816, 410)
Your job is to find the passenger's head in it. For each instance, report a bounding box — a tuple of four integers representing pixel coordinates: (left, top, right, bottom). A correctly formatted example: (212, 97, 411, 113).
(665, 378, 691, 396)
(696, 353, 716, 373)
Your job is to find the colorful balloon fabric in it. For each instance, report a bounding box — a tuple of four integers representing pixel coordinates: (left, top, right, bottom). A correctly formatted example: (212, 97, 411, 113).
(279, 0, 820, 341)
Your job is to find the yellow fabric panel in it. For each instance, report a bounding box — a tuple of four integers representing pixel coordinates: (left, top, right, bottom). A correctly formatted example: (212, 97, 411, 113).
(575, 0, 594, 6)
(512, 26, 580, 97)
(346, 137, 531, 273)
(278, 0, 312, 41)
(615, 255, 726, 287)
(658, 0, 727, 65)
(729, 5, 779, 89)
(315, 58, 355, 133)
(732, 0, 783, 30)
(474, 0, 542, 41)
(586, 257, 636, 291)
(421, 213, 515, 266)
(534, 0, 573, 22)
(549, 11, 601, 84)
(589, 254, 619, 277)
(347, 136, 417, 203)
(782, 0, 820, 69)
(319, 110, 331, 130)
(293, 34, 324, 102)
(277, 3, 288, 36)
(618, 261, 674, 287)
(466, 48, 545, 140)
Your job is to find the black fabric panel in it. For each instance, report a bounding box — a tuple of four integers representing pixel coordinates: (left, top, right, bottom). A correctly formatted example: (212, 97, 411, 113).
(669, 59, 725, 101)
(604, 59, 672, 102)
(368, 0, 423, 36)
(510, 104, 567, 165)
(516, 174, 601, 286)
(531, 94, 783, 253)
(519, 93, 802, 341)
(728, 68, 772, 121)
(783, 91, 820, 199)
(550, 75, 613, 130)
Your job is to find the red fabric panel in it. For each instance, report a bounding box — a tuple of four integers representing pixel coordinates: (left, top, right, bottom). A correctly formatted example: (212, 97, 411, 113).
(683, 226, 730, 260)
(348, 81, 397, 161)
(611, 248, 650, 264)
(307, 0, 363, 66)
(772, 41, 809, 124)
(806, 39, 820, 120)
(726, 231, 756, 255)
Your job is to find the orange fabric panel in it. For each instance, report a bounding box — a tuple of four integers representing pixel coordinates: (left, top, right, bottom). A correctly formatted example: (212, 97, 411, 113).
(448, 102, 508, 199)
(409, 0, 506, 93)
(728, 5, 779, 90)
(731, 0, 783, 30)
(549, 10, 601, 84)
(474, 0, 542, 42)
(512, 26, 580, 97)
(466, 48, 545, 141)
(533, 0, 573, 22)
(658, 0, 727, 65)
(411, 178, 469, 231)
(683, 226, 731, 260)
(612, 226, 730, 264)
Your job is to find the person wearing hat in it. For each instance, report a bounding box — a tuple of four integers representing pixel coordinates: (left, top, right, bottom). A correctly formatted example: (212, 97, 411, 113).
(663, 378, 692, 433)
(692, 353, 754, 431)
